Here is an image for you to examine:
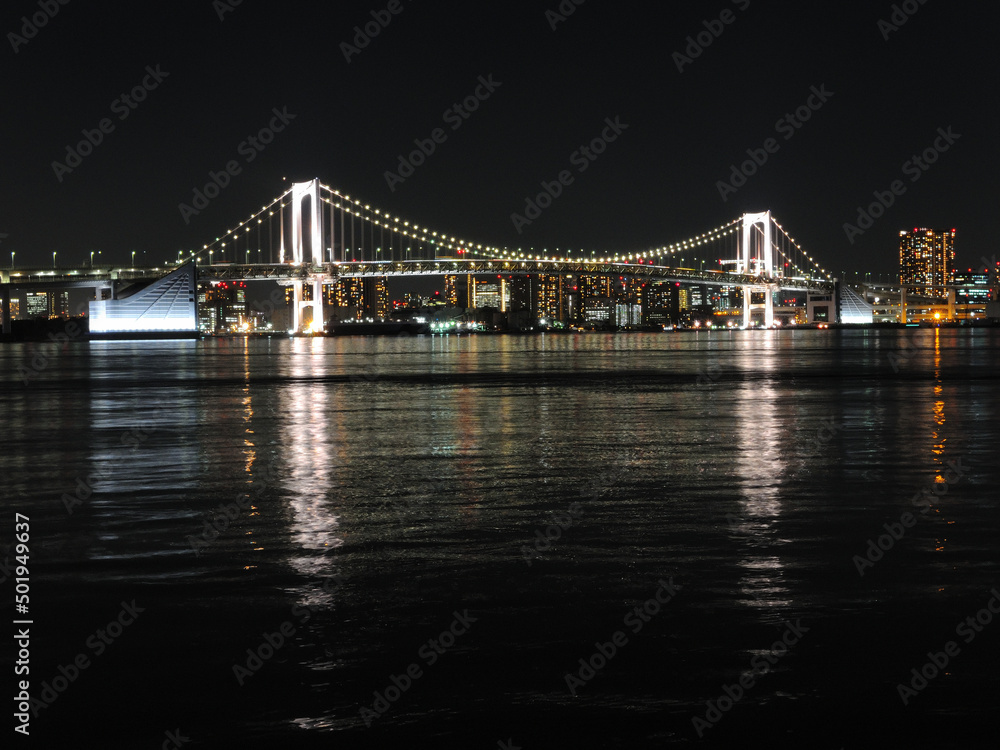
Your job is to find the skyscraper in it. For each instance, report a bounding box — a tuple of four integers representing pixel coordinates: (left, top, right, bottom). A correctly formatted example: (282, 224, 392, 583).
(535, 275, 563, 321)
(444, 275, 459, 307)
(899, 228, 955, 298)
(328, 277, 389, 320)
(48, 291, 69, 318)
(25, 292, 48, 319)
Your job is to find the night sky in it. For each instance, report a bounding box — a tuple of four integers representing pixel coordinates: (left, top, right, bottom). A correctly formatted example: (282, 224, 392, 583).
(4, 0, 997, 277)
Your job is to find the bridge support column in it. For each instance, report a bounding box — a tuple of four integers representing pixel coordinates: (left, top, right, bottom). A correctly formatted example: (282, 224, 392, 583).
(291, 280, 303, 333)
(290, 275, 326, 333)
(764, 286, 774, 328)
(900, 286, 907, 323)
(2, 285, 10, 336)
(742, 285, 751, 328)
(947, 288, 956, 321)
(310, 277, 324, 331)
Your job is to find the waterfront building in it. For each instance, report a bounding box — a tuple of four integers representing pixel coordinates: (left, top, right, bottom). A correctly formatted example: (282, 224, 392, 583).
(25, 292, 48, 319)
(899, 228, 955, 298)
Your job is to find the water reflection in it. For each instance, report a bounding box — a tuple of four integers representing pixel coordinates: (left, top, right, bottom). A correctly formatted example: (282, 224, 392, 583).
(730, 333, 792, 614)
(930, 328, 949, 553)
(279, 338, 344, 602)
(84, 344, 200, 561)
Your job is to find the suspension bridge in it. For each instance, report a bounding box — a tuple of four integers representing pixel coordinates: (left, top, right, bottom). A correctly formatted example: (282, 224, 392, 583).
(1, 178, 841, 335)
(191, 178, 835, 331)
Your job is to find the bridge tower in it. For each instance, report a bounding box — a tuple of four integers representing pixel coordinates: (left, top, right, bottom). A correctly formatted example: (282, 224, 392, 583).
(283, 179, 326, 332)
(738, 211, 776, 328)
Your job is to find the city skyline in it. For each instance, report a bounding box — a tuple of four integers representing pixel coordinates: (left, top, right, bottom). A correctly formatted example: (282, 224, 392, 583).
(2, 2, 995, 277)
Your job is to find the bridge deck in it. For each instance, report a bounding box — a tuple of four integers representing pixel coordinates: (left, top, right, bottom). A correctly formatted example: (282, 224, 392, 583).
(1, 260, 835, 293)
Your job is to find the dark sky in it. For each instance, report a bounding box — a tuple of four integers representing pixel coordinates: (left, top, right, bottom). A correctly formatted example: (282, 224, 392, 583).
(4, 0, 997, 277)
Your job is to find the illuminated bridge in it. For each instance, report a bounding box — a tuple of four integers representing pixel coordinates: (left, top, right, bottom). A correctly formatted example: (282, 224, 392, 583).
(2, 178, 847, 334)
(190, 178, 837, 331)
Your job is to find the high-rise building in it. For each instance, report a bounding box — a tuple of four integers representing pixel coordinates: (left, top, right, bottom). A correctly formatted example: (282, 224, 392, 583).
(3, 300, 19, 323)
(444, 275, 459, 307)
(579, 274, 612, 299)
(900, 228, 955, 298)
(535, 275, 562, 321)
(507, 276, 531, 313)
(48, 291, 69, 318)
(328, 277, 389, 320)
(678, 288, 691, 312)
(333, 278, 363, 310)
(953, 271, 991, 305)
(25, 292, 48, 319)
(364, 278, 389, 319)
(472, 278, 506, 310)
(645, 281, 674, 325)
(198, 281, 249, 332)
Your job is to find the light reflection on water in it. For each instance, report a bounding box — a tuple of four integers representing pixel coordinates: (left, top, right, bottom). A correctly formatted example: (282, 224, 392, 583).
(3, 329, 1000, 746)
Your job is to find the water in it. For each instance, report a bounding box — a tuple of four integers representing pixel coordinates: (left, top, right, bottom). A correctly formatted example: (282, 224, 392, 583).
(3, 329, 999, 748)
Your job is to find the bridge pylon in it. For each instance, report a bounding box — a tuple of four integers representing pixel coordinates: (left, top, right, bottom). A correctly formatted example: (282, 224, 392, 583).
(285, 179, 323, 265)
(282, 178, 327, 332)
(738, 211, 777, 328)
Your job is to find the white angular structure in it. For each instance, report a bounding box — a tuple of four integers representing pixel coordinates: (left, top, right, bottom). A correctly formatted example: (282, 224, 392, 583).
(89, 262, 198, 337)
(839, 285, 874, 324)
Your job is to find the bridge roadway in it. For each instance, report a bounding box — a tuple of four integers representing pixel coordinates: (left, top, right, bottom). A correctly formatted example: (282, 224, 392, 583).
(0, 260, 834, 293)
(196, 260, 835, 293)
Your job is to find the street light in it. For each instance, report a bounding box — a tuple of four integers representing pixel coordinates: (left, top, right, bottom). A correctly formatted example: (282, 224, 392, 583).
(11, 251, 15, 268)
(131, 251, 135, 267)
(52, 252, 57, 268)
